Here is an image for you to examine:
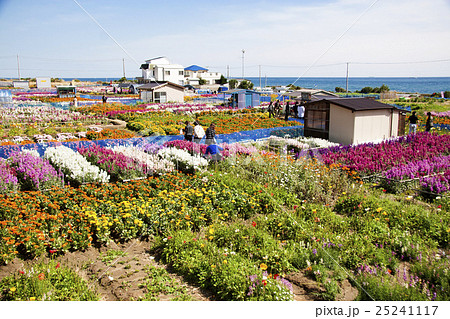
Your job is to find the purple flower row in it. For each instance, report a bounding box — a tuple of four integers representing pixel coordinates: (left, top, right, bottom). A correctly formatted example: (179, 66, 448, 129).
(320, 132, 450, 175)
(7, 151, 63, 191)
(0, 159, 18, 193)
(383, 155, 450, 181)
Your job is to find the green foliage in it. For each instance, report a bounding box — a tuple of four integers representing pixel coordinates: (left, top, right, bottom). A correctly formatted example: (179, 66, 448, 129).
(229, 79, 237, 89)
(335, 87, 346, 93)
(0, 260, 99, 301)
(238, 80, 254, 90)
(218, 75, 228, 85)
(139, 265, 192, 301)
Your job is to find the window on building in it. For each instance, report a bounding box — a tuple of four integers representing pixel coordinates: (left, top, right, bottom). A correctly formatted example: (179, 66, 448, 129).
(154, 92, 167, 103)
(179, 71, 184, 76)
(165, 70, 170, 76)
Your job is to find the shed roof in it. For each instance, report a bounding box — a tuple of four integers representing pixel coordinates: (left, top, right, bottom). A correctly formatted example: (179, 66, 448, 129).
(310, 98, 396, 111)
(225, 89, 261, 94)
(185, 65, 208, 72)
(138, 81, 185, 91)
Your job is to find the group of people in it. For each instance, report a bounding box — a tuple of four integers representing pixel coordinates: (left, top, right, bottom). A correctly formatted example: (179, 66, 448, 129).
(181, 121, 223, 161)
(267, 100, 305, 120)
(409, 111, 433, 134)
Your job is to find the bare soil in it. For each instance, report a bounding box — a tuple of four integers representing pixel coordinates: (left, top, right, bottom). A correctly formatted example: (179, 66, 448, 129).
(0, 239, 359, 301)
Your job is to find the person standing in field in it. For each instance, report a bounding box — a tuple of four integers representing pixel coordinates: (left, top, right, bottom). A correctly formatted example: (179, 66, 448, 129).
(205, 123, 216, 145)
(425, 112, 433, 132)
(409, 111, 418, 134)
(193, 121, 205, 143)
(284, 101, 290, 121)
(268, 101, 274, 118)
(184, 121, 194, 142)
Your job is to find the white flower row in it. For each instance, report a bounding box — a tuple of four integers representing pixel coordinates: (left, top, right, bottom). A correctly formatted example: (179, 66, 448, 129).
(44, 146, 110, 184)
(158, 147, 208, 172)
(297, 137, 340, 149)
(110, 145, 175, 174)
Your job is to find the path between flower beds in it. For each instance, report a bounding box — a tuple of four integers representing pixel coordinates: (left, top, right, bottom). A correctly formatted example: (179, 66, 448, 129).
(0, 239, 358, 301)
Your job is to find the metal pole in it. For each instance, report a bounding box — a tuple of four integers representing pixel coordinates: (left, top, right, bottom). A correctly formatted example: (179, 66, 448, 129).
(259, 65, 261, 89)
(346, 62, 349, 93)
(17, 54, 21, 79)
(123, 58, 126, 78)
(241, 49, 245, 79)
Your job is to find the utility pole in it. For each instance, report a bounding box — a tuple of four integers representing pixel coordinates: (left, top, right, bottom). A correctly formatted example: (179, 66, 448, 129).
(259, 65, 261, 89)
(346, 62, 349, 94)
(227, 65, 229, 79)
(241, 49, 245, 79)
(17, 54, 21, 80)
(123, 58, 126, 79)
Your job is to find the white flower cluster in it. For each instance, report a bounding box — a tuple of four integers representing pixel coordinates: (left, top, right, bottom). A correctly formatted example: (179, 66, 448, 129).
(110, 145, 175, 174)
(44, 146, 110, 184)
(297, 137, 340, 149)
(158, 147, 208, 172)
(268, 136, 309, 149)
(21, 149, 41, 158)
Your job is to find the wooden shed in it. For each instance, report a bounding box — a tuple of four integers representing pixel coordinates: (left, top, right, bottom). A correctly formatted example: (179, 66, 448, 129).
(138, 81, 185, 103)
(304, 98, 405, 145)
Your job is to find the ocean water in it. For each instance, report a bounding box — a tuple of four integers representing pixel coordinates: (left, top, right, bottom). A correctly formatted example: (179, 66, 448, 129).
(66, 77, 450, 94)
(245, 77, 450, 94)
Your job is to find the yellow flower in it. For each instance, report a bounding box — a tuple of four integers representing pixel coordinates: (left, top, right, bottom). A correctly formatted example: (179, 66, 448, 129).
(260, 263, 268, 270)
(209, 228, 214, 234)
(376, 207, 383, 212)
(223, 260, 228, 264)
(10, 287, 16, 292)
(29, 297, 36, 301)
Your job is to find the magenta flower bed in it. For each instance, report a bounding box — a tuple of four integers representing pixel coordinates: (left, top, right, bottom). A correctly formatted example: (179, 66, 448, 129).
(320, 133, 450, 175)
(77, 144, 148, 182)
(163, 140, 258, 157)
(8, 152, 63, 191)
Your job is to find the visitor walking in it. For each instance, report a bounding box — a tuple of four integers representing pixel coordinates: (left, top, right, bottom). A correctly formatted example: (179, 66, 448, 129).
(284, 101, 290, 121)
(298, 104, 305, 119)
(293, 101, 299, 118)
(268, 101, 274, 118)
(184, 121, 194, 142)
(102, 95, 107, 103)
(205, 123, 216, 145)
(193, 121, 205, 143)
(409, 111, 418, 134)
(274, 100, 280, 117)
(425, 112, 433, 132)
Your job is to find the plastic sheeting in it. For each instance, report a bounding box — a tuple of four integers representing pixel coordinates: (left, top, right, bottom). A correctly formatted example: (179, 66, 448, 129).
(0, 124, 304, 159)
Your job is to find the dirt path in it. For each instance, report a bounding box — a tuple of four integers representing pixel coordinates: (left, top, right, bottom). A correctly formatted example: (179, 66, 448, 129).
(0, 239, 358, 301)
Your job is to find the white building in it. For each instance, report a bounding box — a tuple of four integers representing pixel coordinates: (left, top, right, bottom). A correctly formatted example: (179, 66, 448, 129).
(184, 65, 223, 86)
(138, 81, 185, 103)
(139, 57, 185, 85)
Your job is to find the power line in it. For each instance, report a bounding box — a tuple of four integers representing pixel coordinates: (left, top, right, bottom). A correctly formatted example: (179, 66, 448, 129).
(71, 0, 140, 67)
(289, 0, 382, 88)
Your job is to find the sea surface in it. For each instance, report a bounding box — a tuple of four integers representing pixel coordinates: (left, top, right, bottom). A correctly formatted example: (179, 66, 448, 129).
(66, 77, 450, 94)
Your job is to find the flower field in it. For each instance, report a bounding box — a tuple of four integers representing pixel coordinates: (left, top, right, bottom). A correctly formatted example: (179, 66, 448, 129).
(0, 96, 449, 302)
(0, 132, 448, 301)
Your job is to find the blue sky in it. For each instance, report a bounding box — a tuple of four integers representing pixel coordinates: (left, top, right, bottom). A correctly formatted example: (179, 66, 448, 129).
(0, 0, 449, 79)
